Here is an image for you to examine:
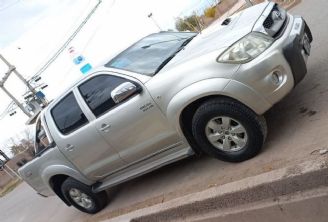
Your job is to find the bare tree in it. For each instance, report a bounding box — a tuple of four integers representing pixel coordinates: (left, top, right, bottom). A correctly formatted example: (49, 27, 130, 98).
(23, 128, 33, 142)
(20, 128, 35, 157)
(7, 128, 35, 157)
(9, 143, 25, 156)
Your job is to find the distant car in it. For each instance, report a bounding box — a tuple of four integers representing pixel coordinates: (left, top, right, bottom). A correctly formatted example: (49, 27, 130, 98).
(18, 2, 312, 214)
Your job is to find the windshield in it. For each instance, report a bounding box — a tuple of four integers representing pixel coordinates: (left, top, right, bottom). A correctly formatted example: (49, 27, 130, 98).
(105, 32, 197, 76)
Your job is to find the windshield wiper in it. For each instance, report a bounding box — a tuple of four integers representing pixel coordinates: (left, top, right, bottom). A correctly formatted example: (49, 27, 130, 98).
(141, 37, 189, 49)
(154, 36, 196, 74)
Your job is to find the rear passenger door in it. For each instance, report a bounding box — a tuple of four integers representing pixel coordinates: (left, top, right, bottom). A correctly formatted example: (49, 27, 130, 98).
(47, 91, 126, 180)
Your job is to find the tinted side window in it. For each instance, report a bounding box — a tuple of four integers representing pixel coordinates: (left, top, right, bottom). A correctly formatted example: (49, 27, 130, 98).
(79, 75, 128, 117)
(51, 93, 88, 135)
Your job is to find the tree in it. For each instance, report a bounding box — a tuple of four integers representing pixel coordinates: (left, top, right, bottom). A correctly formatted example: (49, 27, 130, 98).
(23, 128, 33, 142)
(9, 144, 25, 156)
(175, 14, 202, 32)
(20, 138, 35, 157)
(7, 128, 35, 157)
(204, 7, 216, 18)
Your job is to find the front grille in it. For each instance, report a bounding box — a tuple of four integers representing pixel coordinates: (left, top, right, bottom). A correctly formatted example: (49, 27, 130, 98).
(262, 4, 287, 38)
(263, 16, 274, 29)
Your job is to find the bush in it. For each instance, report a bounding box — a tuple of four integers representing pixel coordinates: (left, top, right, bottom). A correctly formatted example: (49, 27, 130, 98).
(204, 7, 216, 18)
(175, 14, 201, 32)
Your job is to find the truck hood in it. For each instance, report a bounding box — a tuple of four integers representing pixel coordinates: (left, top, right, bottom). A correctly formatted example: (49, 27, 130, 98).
(162, 2, 270, 70)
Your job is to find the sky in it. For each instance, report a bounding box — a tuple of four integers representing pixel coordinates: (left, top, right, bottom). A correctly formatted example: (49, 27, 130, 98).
(0, 0, 212, 155)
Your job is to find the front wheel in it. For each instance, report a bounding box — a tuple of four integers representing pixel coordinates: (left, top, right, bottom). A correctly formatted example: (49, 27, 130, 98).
(61, 178, 108, 214)
(192, 98, 267, 162)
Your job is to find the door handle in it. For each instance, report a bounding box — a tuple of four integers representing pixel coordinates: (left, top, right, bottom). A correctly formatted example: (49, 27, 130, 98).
(65, 144, 75, 152)
(25, 171, 33, 177)
(100, 124, 111, 132)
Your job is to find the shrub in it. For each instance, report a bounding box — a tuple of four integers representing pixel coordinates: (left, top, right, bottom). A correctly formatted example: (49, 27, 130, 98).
(175, 14, 201, 32)
(204, 7, 216, 18)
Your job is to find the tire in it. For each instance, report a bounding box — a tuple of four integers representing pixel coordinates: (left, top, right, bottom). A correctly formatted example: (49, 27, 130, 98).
(61, 178, 108, 214)
(192, 98, 267, 162)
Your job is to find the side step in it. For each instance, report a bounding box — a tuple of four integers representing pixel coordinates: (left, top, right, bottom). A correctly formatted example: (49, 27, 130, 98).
(93, 146, 193, 193)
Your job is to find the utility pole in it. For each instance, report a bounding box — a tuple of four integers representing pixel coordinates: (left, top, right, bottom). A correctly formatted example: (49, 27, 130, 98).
(0, 55, 37, 94)
(0, 85, 31, 117)
(0, 54, 48, 119)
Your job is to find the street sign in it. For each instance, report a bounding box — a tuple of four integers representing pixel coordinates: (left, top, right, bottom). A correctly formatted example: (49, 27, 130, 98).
(68, 47, 92, 75)
(36, 91, 46, 99)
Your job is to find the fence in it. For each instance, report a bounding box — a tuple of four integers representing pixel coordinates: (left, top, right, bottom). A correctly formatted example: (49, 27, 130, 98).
(0, 151, 32, 190)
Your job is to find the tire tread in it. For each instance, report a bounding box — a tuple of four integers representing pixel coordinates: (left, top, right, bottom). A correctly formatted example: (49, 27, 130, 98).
(192, 97, 266, 162)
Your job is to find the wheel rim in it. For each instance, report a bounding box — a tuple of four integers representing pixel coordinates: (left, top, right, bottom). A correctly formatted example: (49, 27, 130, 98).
(68, 188, 94, 210)
(205, 116, 248, 152)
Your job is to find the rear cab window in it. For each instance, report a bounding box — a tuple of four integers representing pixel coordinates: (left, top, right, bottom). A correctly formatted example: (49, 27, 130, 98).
(34, 116, 53, 157)
(51, 92, 89, 135)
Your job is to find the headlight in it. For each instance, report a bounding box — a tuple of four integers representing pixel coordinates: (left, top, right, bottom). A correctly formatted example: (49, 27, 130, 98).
(217, 32, 274, 64)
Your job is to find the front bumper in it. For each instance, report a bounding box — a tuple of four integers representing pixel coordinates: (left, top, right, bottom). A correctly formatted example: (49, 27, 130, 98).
(283, 16, 313, 85)
(229, 15, 312, 115)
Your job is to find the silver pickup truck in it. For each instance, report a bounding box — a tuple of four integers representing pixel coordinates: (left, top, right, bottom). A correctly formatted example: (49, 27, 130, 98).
(18, 2, 312, 214)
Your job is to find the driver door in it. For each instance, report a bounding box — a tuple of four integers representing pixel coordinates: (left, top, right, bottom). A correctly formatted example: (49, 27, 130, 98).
(76, 73, 181, 177)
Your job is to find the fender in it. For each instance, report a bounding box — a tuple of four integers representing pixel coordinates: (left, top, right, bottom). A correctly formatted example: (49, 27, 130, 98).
(41, 165, 94, 195)
(166, 78, 271, 136)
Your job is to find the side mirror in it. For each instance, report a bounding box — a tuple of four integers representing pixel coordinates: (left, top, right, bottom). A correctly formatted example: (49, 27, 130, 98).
(111, 82, 140, 104)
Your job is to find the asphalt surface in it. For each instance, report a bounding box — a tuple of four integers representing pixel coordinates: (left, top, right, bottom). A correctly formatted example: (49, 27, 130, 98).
(1, 1, 328, 221)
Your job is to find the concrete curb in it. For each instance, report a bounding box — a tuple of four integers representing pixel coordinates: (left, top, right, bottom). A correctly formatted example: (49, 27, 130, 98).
(104, 158, 328, 222)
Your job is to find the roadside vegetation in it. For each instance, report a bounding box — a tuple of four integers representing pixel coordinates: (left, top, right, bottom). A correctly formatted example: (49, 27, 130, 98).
(175, 0, 296, 32)
(7, 129, 35, 157)
(204, 6, 216, 18)
(175, 14, 203, 32)
(175, 0, 224, 32)
(0, 129, 34, 198)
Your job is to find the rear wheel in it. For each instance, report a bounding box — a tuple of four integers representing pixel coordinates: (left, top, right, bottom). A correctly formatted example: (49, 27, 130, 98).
(61, 178, 108, 214)
(192, 98, 267, 162)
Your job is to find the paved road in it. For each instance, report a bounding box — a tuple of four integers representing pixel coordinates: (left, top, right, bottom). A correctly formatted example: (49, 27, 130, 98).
(1, 1, 328, 221)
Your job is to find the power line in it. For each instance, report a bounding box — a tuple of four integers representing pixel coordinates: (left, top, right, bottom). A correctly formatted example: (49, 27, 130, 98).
(0, 102, 16, 120)
(0, 54, 38, 118)
(0, 0, 104, 120)
(56, 0, 115, 86)
(29, 0, 103, 82)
